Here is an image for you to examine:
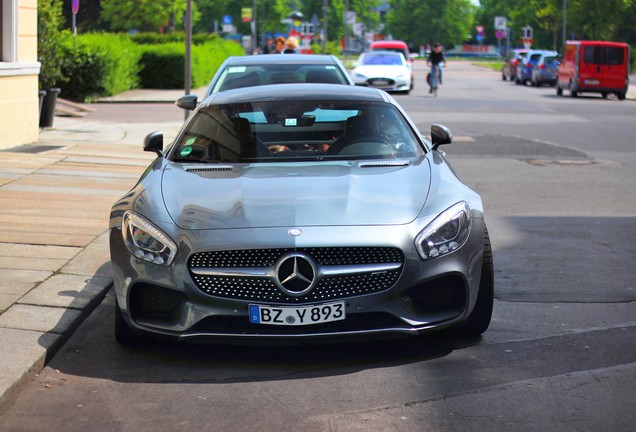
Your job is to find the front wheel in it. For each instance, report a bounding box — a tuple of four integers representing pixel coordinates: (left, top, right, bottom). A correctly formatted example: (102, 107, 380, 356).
(556, 85, 563, 96)
(569, 81, 578, 97)
(452, 225, 494, 336)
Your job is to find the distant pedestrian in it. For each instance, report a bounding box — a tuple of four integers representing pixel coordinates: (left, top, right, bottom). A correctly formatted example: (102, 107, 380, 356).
(283, 37, 299, 54)
(260, 36, 274, 54)
(272, 36, 286, 54)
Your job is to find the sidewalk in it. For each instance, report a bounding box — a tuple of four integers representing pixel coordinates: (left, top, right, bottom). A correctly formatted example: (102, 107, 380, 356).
(0, 102, 182, 412)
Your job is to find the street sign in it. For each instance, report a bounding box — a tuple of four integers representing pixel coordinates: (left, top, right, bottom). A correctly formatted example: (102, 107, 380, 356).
(71, 0, 79, 14)
(345, 11, 356, 25)
(495, 30, 505, 40)
(494, 16, 507, 30)
(476, 25, 484, 34)
(222, 15, 232, 25)
(476, 34, 484, 43)
(241, 8, 252, 22)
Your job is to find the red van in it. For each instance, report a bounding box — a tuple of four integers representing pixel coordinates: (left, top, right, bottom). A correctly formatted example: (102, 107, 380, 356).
(556, 40, 630, 99)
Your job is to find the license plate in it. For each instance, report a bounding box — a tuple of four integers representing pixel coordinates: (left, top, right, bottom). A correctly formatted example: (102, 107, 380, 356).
(584, 79, 600, 85)
(249, 302, 345, 326)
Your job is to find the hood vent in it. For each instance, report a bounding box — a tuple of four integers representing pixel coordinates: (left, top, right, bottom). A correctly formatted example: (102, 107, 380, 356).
(359, 161, 410, 169)
(184, 165, 234, 173)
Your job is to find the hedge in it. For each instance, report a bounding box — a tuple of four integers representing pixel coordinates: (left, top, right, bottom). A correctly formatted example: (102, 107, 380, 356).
(58, 32, 141, 101)
(131, 32, 223, 45)
(139, 39, 244, 89)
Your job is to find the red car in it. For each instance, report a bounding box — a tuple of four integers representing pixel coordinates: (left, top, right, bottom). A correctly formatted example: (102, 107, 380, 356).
(556, 40, 630, 99)
(501, 49, 528, 81)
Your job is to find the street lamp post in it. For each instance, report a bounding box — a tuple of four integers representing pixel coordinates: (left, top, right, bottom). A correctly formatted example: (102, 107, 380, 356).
(562, 0, 567, 50)
(322, 0, 328, 53)
(184, 0, 192, 121)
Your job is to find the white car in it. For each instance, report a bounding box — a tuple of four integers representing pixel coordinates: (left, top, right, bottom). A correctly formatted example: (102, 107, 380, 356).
(351, 51, 412, 94)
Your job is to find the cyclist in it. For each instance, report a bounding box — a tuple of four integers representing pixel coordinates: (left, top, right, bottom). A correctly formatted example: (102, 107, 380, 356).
(427, 43, 446, 94)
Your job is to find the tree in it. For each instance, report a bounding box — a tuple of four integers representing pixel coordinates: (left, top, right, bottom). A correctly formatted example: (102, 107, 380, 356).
(387, 0, 475, 47)
(101, 0, 187, 32)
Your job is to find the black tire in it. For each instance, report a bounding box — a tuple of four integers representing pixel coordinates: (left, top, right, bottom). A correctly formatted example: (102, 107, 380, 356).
(602, 92, 608, 99)
(618, 92, 626, 100)
(569, 81, 578, 98)
(515, 77, 521, 85)
(453, 225, 494, 336)
(556, 86, 563, 96)
(502, 73, 507, 81)
(115, 301, 146, 346)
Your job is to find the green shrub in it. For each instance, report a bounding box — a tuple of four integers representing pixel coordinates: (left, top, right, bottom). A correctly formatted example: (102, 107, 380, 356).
(139, 39, 244, 89)
(58, 33, 141, 101)
(310, 41, 342, 56)
(131, 32, 223, 45)
(38, 0, 65, 89)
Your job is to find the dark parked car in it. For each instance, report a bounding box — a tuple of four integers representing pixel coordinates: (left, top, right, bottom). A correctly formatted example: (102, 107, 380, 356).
(530, 53, 559, 86)
(110, 84, 493, 345)
(501, 49, 528, 81)
(176, 54, 354, 110)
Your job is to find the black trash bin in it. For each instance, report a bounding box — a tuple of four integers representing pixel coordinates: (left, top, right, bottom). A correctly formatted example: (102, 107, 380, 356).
(39, 87, 60, 128)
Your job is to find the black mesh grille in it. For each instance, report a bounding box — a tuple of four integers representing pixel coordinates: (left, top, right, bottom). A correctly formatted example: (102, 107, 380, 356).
(189, 247, 403, 304)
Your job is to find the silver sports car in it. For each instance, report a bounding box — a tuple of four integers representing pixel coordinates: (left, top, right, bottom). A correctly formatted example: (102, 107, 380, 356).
(110, 84, 493, 345)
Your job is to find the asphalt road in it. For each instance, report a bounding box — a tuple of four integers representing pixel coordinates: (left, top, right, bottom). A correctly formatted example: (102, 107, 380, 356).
(1, 61, 635, 431)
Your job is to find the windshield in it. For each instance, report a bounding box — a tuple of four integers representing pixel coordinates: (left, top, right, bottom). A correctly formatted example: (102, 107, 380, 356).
(361, 53, 404, 66)
(171, 100, 423, 163)
(210, 64, 349, 94)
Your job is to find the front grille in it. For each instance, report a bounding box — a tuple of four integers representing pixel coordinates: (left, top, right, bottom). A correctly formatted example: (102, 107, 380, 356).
(189, 247, 404, 304)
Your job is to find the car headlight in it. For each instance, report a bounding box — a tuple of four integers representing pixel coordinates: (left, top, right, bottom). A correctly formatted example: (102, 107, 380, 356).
(122, 211, 177, 266)
(352, 72, 367, 80)
(415, 202, 471, 260)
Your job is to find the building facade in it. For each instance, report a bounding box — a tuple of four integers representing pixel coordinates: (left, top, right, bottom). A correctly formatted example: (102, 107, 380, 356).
(1, 0, 40, 150)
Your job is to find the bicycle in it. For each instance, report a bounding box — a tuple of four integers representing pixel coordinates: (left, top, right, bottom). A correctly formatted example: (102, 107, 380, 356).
(428, 64, 440, 98)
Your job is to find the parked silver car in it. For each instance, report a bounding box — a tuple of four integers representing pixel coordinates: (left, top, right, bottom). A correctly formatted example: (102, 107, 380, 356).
(110, 84, 493, 345)
(176, 54, 353, 110)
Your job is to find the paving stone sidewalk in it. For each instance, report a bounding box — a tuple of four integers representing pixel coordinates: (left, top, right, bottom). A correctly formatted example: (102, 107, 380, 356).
(0, 111, 181, 413)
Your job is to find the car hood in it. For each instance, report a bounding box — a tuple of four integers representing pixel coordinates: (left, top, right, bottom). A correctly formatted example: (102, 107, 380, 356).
(353, 65, 409, 78)
(161, 160, 430, 230)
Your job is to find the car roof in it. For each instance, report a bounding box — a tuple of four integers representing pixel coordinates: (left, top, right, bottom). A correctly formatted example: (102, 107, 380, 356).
(371, 40, 409, 49)
(223, 54, 341, 66)
(203, 83, 388, 106)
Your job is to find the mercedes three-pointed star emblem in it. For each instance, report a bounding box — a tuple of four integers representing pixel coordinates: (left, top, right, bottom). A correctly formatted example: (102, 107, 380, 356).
(274, 252, 317, 297)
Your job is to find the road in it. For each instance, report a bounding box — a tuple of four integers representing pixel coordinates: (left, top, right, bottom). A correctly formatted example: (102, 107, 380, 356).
(1, 61, 635, 431)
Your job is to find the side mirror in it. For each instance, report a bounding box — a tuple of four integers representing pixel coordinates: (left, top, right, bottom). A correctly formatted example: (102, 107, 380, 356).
(176, 94, 198, 111)
(143, 131, 164, 156)
(431, 124, 453, 150)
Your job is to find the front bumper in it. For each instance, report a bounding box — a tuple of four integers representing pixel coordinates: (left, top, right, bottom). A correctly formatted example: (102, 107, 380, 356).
(110, 219, 485, 343)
